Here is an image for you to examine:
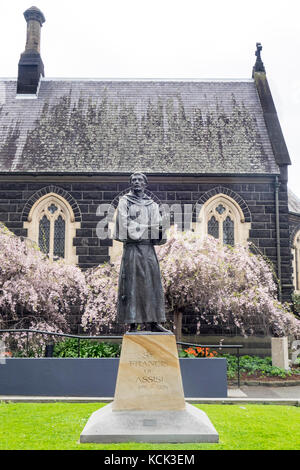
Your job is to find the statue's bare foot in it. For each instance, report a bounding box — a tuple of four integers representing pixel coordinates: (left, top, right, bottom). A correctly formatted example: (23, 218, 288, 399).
(128, 323, 137, 332)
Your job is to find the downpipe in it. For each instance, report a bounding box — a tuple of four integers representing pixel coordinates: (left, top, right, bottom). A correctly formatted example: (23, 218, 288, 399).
(275, 176, 282, 302)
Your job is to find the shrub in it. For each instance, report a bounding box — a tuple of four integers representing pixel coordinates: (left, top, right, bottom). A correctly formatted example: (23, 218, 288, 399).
(53, 338, 121, 358)
(179, 346, 218, 358)
(218, 354, 300, 379)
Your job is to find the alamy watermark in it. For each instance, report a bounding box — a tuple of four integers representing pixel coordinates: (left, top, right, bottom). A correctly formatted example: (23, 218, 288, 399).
(96, 202, 203, 240)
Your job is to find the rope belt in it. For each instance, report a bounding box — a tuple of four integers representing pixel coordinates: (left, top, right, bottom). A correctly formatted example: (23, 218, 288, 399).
(124, 240, 153, 245)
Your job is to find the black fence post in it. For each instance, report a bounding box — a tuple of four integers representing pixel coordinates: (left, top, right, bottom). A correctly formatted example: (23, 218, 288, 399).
(26, 331, 29, 357)
(45, 343, 54, 357)
(237, 346, 240, 388)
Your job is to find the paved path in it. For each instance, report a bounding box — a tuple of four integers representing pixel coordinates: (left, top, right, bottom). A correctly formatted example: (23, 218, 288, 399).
(1, 385, 300, 405)
(231, 384, 300, 399)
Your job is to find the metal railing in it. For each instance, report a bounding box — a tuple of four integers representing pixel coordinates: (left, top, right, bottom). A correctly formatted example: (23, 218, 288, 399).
(0, 329, 244, 387)
(177, 340, 243, 387)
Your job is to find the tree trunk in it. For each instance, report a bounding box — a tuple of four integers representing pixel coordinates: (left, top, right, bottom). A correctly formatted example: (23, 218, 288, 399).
(174, 311, 183, 342)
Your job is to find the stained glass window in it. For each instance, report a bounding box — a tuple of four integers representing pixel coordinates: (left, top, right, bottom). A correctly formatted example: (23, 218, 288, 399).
(223, 216, 234, 245)
(48, 204, 58, 214)
(208, 216, 219, 239)
(54, 215, 65, 258)
(39, 215, 50, 254)
(216, 204, 226, 215)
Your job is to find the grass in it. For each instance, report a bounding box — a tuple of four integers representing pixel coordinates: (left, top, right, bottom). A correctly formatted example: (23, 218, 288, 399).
(0, 402, 300, 450)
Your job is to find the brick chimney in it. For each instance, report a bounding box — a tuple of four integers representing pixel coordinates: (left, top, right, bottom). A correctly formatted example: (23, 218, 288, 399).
(17, 6, 46, 94)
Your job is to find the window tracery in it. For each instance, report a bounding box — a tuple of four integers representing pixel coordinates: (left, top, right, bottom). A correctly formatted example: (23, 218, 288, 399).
(196, 194, 251, 246)
(24, 193, 79, 264)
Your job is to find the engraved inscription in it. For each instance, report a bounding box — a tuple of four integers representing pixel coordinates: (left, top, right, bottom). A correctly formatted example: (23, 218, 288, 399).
(129, 360, 168, 368)
(136, 376, 163, 383)
(128, 351, 170, 391)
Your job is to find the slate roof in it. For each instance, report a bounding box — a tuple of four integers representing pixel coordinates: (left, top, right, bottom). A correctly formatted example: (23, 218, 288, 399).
(0, 78, 280, 174)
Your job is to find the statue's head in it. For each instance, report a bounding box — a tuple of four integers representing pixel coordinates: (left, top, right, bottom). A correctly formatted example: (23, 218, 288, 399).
(129, 173, 148, 195)
(129, 172, 148, 186)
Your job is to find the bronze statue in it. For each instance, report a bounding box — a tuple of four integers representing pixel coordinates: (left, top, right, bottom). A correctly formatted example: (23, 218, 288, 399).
(114, 172, 169, 333)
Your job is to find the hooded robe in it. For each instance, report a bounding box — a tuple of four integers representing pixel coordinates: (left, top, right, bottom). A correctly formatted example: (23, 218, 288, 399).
(114, 191, 166, 324)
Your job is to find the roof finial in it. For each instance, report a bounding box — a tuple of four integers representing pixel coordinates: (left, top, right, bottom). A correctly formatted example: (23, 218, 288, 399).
(252, 42, 266, 77)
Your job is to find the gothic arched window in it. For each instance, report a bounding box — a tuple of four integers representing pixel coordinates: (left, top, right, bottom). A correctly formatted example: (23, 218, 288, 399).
(196, 194, 251, 246)
(24, 193, 80, 264)
(207, 203, 235, 245)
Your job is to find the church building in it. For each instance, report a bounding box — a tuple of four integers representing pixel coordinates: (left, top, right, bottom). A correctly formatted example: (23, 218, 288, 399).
(0, 6, 299, 320)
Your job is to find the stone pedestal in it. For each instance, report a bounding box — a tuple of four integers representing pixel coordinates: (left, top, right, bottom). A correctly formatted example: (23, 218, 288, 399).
(80, 332, 219, 443)
(113, 332, 186, 411)
(271, 337, 289, 370)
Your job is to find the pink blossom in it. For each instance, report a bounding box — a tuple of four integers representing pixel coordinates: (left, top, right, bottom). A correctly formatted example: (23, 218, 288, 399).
(156, 227, 300, 338)
(0, 224, 88, 352)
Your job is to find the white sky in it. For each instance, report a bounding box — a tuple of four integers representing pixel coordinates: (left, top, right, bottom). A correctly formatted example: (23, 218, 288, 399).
(1, 0, 299, 199)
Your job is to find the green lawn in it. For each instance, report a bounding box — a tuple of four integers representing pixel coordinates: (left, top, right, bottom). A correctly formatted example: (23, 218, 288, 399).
(0, 402, 299, 450)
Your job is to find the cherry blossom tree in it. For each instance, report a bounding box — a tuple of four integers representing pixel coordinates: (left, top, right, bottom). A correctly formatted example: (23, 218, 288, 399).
(81, 261, 120, 335)
(81, 227, 300, 341)
(156, 227, 300, 340)
(0, 223, 87, 354)
(1, 221, 299, 353)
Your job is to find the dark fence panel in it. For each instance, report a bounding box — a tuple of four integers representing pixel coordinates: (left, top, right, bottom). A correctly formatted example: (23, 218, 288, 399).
(0, 357, 227, 398)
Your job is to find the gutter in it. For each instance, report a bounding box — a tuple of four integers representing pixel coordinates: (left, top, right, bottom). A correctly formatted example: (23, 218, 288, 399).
(0, 172, 280, 178)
